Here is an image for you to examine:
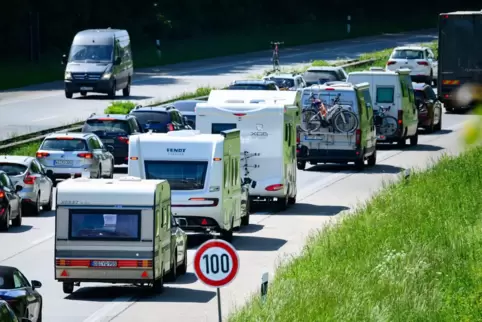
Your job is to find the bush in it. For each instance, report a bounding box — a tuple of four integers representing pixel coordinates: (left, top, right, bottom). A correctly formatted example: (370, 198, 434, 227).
(104, 101, 137, 114)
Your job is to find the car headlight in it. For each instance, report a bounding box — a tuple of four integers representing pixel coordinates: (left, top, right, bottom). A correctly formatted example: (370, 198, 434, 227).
(64, 71, 72, 80)
(102, 73, 112, 80)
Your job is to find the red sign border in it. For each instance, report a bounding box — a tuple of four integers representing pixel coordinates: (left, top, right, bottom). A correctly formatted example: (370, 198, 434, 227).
(193, 239, 239, 287)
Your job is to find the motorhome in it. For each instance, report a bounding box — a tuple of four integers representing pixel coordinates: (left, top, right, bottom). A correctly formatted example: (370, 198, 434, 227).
(128, 129, 245, 241)
(55, 177, 179, 294)
(195, 90, 298, 209)
(347, 69, 419, 146)
(297, 82, 377, 170)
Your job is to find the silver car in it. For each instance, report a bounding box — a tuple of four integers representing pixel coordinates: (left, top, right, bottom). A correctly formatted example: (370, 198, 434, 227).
(36, 132, 114, 185)
(0, 156, 54, 215)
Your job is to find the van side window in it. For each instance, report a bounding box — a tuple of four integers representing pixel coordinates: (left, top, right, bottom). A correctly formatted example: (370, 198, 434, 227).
(224, 160, 229, 188)
(361, 89, 373, 109)
(402, 75, 414, 102)
(287, 124, 292, 146)
(164, 206, 169, 227)
(357, 92, 366, 116)
(284, 124, 288, 142)
(155, 208, 160, 236)
(376, 87, 394, 103)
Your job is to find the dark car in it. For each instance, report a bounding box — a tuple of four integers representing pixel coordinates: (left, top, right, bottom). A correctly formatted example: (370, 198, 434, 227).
(169, 99, 205, 129)
(0, 266, 42, 322)
(0, 171, 23, 231)
(129, 105, 192, 133)
(303, 66, 348, 86)
(413, 83, 443, 133)
(82, 114, 143, 165)
(227, 80, 279, 90)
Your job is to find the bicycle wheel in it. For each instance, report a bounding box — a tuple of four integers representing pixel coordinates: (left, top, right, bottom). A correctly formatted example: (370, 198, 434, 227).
(300, 109, 321, 132)
(332, 110, 359, 133)
(379, 116, 398, 136)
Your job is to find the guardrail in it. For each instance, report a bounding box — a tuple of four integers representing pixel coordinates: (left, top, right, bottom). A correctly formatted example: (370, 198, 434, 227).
(0, 58, 377, 152)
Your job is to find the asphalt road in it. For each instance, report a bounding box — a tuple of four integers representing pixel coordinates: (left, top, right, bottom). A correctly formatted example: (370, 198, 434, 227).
(0, 29, 437, 140)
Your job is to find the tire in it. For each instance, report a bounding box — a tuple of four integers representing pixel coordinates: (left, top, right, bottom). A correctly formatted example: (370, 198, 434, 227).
(43, 189, 53, 211)
(0, 208, 10, 231)
(65, 90, 73, 99)
(108, 82, 116, 98)
(123, 78, 131, 97)
(288, 194, 296, 205)
(297, 161, 306, 170)
(31, 194, 41, 216)
(12, 206, 22, 227)
(426, 73, 432, 85)
(277, 197, 288, 211)
(178, 249, 187, 275)
(332, 110, 358, 133)
(93, 165, 102, 179)
(165, 253, 177, 282)
(300, 109, 321, 132)
(354, 159, 365, 170)
(379, 116, 398, 137)
(425, 119, 434, 133)
(62, 282, 74, 294)
(410, 131, 419, 146)
(445, 107, 453, 113)
(241, 199, 250, 226)
(37, 306, 42, 322)
(80, 91, 87, 96)
(434, 111, 442, 131)
(152, 274, 164, 294)
(367, 150, 377, 167)
(109, 161, 114, 178)
(221, 227, 233, 242)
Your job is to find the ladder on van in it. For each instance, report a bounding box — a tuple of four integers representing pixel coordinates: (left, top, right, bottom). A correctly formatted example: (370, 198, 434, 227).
(241, 151, 259, 189)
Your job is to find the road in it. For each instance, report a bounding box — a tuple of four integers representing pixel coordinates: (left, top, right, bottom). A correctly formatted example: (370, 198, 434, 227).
(0, 29, 436, 140)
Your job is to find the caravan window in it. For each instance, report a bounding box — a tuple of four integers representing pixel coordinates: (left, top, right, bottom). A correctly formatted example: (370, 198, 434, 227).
(212, 123, 237, 134)
(69, 210, 141, 241)
(144, 161, 207, 190)
(376, 87, 394, 103)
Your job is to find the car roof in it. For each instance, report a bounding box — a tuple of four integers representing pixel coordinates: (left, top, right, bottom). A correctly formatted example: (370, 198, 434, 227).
(231, 79, 276, 85)
(306, 66, 343, 72)
(172, 99, 206, 104)
(44, 132, 91, 139)
(393, 46, 425, 51)
(0, 156, 34, 165)
(412, 82, 428, 90)
(0, 266, 17, 274)
(264, 73, 299, 79)
(130, 105, 176, 113)
(87, 113, 132, 120)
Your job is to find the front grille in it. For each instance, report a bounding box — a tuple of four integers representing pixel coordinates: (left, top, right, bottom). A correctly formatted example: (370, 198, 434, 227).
(71, 73, 102, 80)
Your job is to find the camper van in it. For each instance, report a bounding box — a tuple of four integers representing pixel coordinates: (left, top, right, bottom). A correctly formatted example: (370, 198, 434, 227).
(347, 69, 419, 146)
(195, 90, 298, 209)
(55, 177, 182, 294)
(128, 129, 245, 241)
(297, 82, 377, 170)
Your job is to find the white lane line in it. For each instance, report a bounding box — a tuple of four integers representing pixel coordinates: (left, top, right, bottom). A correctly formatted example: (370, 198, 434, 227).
(31, 115, 59, 123)
(0, 233, 54, 263)
(83, 296, 135, 322)
(31, 233, 55, 246)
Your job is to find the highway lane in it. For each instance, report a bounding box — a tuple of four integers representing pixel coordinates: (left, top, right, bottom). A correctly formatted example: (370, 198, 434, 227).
(0, 29, 437, 140)
(0, 111, 471, 322)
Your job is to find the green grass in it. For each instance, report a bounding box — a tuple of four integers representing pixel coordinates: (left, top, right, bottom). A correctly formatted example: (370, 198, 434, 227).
(229, 146, 482, 322)
(1, 141, 41, 157)
(0, 17, 435, 91)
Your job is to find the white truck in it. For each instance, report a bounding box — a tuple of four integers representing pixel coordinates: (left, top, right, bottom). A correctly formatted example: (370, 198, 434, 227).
(195, 89, 298, 210)
(128, 129, 245, 241)
(55, 176, 183, 294)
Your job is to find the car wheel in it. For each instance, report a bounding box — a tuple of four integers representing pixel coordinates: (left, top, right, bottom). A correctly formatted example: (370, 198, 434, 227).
(165, 253, 177, 282)
(152, 273, 164, 294)
(43, 189, 53, 211)
(296, 161, 306, 170)
(65, 90, 73, 99)
(367, 150, 377, 166)
(354, 159, 365, 170)
(62, 282, 74, 294)
(12, 205, 22, 227)
(109, 161, 114, 178)
(108, 81, 116, 98)
(435, 112, 442, 131)
(31, 194, 41, 216)
(80, 91, 87, 96)
(410, 130, 419, 146)
(178, 249, 188, 275)
(0, 207, 10, 231)
(425, 120, 435, 133)
(122, 78, 131, 97)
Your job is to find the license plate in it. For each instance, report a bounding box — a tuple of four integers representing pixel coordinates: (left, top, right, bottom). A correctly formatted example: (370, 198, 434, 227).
(80, 87, 93, 91)
(103, 139, 115, 144)
(54, 160, 73, 166)
(304, 135, 324, 140)
(90, 260, 117, 267)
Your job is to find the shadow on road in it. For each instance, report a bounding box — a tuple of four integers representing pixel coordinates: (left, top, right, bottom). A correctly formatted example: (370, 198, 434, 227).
(74, 95, 153, 101)
(173, 272, 198, 285)
(423, 129, 453, 135)
(363, 164, 404, 174)
(281, 204, 349, 217)
(232, 235, 287, 251)
(239, 223, 264, 234)
(5, 225, 33, 233)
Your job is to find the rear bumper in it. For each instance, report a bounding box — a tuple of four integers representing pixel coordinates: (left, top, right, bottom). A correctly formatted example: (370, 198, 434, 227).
(56, 267, 154, 283)
(45, 165, 94, 178)
(297, 146, 370, 163)
(64, 79, 114, 93)
(418, 113, 432, 127)
(410, 75, 431, 83)
(173, 215, 220, 232)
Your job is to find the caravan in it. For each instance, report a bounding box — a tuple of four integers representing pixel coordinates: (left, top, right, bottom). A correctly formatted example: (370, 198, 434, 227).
(195, 90, 298, 209)
(128, 130, 245, 241)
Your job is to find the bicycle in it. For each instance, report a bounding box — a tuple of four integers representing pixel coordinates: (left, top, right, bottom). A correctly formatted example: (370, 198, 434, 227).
(374, 105, 398, 137)
(270, 41, 284, 71)
(300, 92, 359, 133)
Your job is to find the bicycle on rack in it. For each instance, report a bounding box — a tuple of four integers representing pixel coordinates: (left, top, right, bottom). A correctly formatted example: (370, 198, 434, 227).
(300, 92, 359, 133)
(374, 105, 398, 137)
(270, 41, 284, 71)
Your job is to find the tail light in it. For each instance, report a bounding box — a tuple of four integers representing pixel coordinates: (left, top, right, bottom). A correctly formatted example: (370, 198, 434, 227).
(417, 61, 429, 66)
(0, 191, 4, 198)
(36, 152, 50, 158)
(77, 153, 93, 159)
(387, 61, 396, 66)
(265, 184, 284, 191)
(24, 172, 36, 185)
(397, 110, 403, 125)
(118, 136, 129, 144)
(355, 129, 361, 146)
(167, 123, 174, 131)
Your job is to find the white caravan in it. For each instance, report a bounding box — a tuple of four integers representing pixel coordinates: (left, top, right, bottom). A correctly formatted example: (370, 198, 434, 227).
(196, 89, 298, 209)
(55, 177, 178, 294)
(128, 129, 243, 241)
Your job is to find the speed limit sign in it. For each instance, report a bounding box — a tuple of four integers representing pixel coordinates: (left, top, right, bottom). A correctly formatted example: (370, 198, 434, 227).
(193, 239, 239, 288)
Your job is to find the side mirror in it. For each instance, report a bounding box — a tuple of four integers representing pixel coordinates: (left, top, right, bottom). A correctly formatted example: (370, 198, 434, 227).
(61, 54, 67, 65)
(46, 169, 54, 177)
(106, 145, 114, 152)
(114, 57, 122, 65)
(31, 280, 42, 289)
(15, 185, 23, 192)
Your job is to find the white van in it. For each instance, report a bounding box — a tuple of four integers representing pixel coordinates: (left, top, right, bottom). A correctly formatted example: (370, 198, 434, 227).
(55, 177, 177, 294)
(297, 82, 377, 169)
(347, 69, 419, 146)
(196, 90, 298, 209)
(128, 129, 244, 241)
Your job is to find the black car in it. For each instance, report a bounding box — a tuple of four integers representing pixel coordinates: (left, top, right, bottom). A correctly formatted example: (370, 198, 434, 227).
(169, 99, 205, 128)
(0, 171, 23, 231)
(0, 300, 21, 321)
(227, 80, 279, 90)
(303, 66, 348, 86)
(82, 114, 143, 165)
(129, 105, 192, 133)
(0, 266, 42, 322)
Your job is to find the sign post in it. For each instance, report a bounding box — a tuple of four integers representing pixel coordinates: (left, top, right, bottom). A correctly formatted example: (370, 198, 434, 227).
(193, 239, 240, 322)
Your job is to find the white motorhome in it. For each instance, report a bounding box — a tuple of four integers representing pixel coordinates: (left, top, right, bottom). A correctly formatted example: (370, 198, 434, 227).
(128, 129, 244, 241)
(55, 177, 180, 294)
(196, 90, 298, 209)
(347, 69, 419, 146)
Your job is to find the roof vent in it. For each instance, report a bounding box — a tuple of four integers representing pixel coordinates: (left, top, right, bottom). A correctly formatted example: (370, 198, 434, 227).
(167, 130, 200, 136)
(118, 176, 142, 181)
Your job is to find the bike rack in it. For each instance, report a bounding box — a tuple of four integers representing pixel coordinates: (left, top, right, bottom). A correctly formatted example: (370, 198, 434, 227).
(241, 151, 260, 189)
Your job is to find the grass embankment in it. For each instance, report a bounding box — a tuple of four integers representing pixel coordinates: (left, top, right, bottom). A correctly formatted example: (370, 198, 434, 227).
(0, 18, 435, 91)
(229, 146, 482, 322)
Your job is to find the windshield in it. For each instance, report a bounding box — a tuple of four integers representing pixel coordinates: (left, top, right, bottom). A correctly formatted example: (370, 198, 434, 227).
(304, 71, 338, 85)
(266, 78, 294, 88)
(68, 44, 113, 63)
(0, 163, 27, 176)
(301, 91, 356, 111)
(144, 160, 208, 190)
(392, 50, 423, 59)
(228, 84, 270, 90)
(130, 111, 170, 128)
(41, 138, 87, 151)
(171, 101, 199, 112)
(83, 120, 130, 134)
(70, 212, 140, 240)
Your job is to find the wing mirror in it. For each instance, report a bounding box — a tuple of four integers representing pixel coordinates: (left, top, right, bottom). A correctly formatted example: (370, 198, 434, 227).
(15, 185, 23, 193)
(31, 280, 42, 289)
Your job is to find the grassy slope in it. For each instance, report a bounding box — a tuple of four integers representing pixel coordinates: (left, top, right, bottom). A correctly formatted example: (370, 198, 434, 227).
(229, 146, 482, 321)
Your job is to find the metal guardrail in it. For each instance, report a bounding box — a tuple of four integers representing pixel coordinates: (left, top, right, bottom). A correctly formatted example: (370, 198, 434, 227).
(0, 58, 377, 152)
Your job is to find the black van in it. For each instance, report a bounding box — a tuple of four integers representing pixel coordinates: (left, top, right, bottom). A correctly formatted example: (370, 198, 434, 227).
(62, 29, 134, 99)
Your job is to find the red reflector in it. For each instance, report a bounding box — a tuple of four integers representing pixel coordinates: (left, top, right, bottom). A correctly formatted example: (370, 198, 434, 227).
(417, 61, 429, 66)
(36, 152, 50, 158)
(233, 113, 246, 116)
(141, 271, 148, 278)
(443, 15, 448, 18)
(118, 136, 129, 144)
(296, 149, 300, 153)
(201, 218, 208, 225)
(324, 88, 335, 91)
(387, 61, 396, 65)
(398, 110, 403, 125)
(190, 198, 205, 201)
(167, 123, 174, 131)
(77, 153, 93, 159)
(97, 118, 116, 121)
(55, 137, 74, 140)
(0, 191, 4, 198)
(444, 94, 449, 98)
(355, 129, 361, 146)
(265, 184, 284, 191)
(60, 270, 68, 277)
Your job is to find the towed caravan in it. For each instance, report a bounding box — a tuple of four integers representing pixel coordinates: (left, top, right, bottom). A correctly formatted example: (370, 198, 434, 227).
(195, 90, 298, 209)
(55, 177, 185, 294)
(128, 129, 245, 241)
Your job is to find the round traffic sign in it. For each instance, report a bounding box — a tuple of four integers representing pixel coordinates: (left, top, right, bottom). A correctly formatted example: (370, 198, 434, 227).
(193, 239, 239, 287)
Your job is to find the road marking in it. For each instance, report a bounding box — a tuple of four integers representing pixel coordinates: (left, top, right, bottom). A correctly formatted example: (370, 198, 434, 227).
(31, 233, 54, 246)
(83, 296, 135, 322)
(31, 115, 59, 123)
